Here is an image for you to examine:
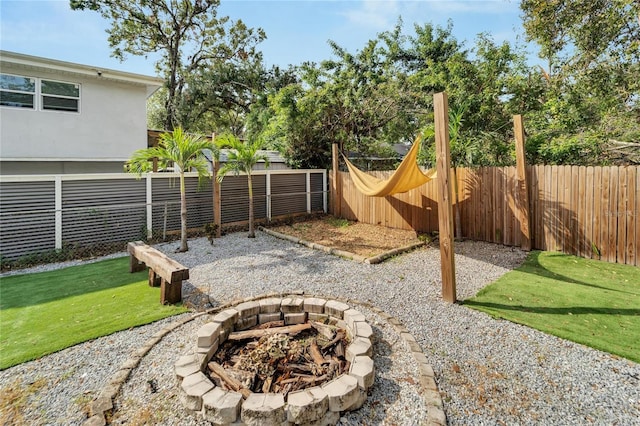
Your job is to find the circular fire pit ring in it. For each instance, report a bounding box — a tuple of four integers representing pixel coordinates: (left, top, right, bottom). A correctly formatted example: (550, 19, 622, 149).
(174, 296, 375, 425)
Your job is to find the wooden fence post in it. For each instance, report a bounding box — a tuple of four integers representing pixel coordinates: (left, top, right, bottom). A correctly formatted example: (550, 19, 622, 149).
(332, 143, 342, 217)
(212, 132, 222, 238)
(514, 115, 531, 251)
(434, 92, 457, 303)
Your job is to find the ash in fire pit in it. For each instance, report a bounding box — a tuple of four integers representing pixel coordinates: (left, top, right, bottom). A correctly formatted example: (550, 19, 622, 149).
(174, 296, 375, 425)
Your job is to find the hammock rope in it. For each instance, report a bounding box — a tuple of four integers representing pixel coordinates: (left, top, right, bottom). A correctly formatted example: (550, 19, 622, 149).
(341, 135, 437, 197)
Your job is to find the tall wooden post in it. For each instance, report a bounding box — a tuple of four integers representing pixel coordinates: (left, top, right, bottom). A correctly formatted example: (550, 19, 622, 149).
(331, 143, 342, 217)
(434, 92, 457, 303)
(514, 115, 531, 251)
(212, 133, 222, 238)
(149, 131, 159, 172)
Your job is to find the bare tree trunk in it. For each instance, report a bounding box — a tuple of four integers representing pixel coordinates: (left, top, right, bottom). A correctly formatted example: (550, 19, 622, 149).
(179, 171, 189, 251)
(247, 173, 255, 238)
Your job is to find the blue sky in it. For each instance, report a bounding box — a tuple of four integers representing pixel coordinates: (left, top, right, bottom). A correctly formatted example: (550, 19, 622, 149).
(0, 0, 533, 77)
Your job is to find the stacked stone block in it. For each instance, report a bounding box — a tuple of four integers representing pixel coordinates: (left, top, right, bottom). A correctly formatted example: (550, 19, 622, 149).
(173, 295, 375, 425)
(258, 297, 282, 324)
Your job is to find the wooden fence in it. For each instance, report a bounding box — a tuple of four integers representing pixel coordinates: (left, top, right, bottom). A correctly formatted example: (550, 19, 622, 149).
(334, 165, 639, 266)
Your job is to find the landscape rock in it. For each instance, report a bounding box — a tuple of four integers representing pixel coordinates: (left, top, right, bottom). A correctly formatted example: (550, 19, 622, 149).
(349, 355, 375, 390)
(321, 374, 359, 412)
(241, 393, 286, 425)
(180, 372, 214, 411)
(202, 387, 243, 425)
(286, 386, 329, 424)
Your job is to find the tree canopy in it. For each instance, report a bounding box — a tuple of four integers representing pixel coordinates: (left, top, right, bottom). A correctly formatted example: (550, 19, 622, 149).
(75, 0, 639, 167)
(71, 0, 265, 131)
(521, 0, 640, 165)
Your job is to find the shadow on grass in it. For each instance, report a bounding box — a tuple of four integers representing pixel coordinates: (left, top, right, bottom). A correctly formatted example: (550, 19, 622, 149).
(0, 257, 147, 310)
(461, 250, 640, 362)
(462, 300, 640, 317)
(514, 251, 639, 296)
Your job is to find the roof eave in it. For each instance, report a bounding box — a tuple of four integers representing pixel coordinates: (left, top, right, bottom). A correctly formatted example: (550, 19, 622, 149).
(0, 50, 163, 97)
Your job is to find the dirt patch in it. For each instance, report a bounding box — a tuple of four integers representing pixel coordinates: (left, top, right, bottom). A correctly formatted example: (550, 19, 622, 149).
(267, 216, 425, 258)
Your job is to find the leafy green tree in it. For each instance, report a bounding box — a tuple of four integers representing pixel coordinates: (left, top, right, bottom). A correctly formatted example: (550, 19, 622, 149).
(244, 65, 300, 146)
(403, 25, 541, 166)
(256, 83, 336, 169)
(176, 48, 269, 135)
(521, 0, 640, 165)
(521, 0, 639, 81)
(70, 0, 265, 130)
(147, 86, 167, 130)
(254, 23, 421, 169)
(126, 127, 216, 252)
(215, 135, 269, 238)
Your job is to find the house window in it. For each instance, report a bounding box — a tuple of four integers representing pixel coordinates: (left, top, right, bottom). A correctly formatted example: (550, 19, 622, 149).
(0, 74, 81, 113)
(41, 79, 80, 112)
(0, 73, 35, 109)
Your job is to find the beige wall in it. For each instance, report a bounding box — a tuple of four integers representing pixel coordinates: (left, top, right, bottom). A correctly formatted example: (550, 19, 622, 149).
(0, 63, 148, 166)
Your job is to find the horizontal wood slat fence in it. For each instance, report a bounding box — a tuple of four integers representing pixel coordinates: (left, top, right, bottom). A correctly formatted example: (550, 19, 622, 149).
(333, 165, 639, 266)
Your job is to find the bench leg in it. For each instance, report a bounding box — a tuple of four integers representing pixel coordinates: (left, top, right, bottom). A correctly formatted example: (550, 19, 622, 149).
(148, 269, 161, 287)
(130, 255, 146, 273)
(160, 279, 182, 305)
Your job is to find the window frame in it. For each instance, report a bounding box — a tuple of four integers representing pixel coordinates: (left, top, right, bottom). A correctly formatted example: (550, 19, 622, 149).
(0, 73, 81, 114)
(40, 78, 81, 113)
(0, 73, 36, 110)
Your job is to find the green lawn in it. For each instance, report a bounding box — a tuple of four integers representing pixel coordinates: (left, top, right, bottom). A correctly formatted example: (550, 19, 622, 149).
(0, 257, 188, 370)
(464, 251, 640, 363)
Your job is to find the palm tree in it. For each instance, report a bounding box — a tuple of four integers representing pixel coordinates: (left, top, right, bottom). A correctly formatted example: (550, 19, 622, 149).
(126, 127, 216, 252)
(216, 135, 269, 238)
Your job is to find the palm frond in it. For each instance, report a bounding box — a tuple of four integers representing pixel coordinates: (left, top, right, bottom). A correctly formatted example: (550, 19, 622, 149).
(215, 133, 270, 182)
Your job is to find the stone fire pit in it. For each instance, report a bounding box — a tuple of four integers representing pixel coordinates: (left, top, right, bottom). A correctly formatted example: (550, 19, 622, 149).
(174, 296, 375, 425)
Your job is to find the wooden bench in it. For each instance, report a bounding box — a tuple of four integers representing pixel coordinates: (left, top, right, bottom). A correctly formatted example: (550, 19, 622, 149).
(127, 241, 189, 304)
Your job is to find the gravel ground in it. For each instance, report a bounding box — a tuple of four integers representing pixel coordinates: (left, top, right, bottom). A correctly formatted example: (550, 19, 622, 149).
(1, 231, 639, 425)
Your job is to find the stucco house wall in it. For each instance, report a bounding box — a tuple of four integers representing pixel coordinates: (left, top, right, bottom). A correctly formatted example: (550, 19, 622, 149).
(0, 51, 162, 174)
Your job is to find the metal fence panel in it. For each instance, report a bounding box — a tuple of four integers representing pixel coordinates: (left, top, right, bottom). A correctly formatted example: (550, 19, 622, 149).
(0, 181, 56, 260)
(151, 176, 213, 233)
(220, 175, 267, 223)
(0, 170, 325, 264)
(271, 173, 307, 217)
(310, 173, 325, 212)
(62, 178, 146, 245)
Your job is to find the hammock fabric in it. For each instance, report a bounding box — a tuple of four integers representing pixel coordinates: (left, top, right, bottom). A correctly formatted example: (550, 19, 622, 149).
(341, 135, 437, 197)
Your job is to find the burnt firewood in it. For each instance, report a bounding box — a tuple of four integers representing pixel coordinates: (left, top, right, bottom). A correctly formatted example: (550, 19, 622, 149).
(309, 339, 327, 366)
(321, 330, 346, 351)
(283, 363, 313, 374)
(309, 321, 336, 340)
(228, 323, 311, 341)
(262, 374, 274, 393)
(208, 362, 251, 398)
(256, 320, 285, 329)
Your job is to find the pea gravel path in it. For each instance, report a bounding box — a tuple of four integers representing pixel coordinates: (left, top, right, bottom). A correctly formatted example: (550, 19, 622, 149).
(1, 231, 638, 425)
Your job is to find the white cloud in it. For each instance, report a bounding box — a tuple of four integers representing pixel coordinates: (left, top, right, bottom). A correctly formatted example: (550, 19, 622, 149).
(424, 0, 518, 14)
(338, 0, 520, 35)
(341, 0, 400, 30)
